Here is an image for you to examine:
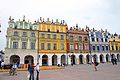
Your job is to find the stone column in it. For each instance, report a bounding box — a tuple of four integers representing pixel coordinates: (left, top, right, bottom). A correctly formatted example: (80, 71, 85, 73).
(76, 54, 79, 64)
(39, 54, 42, 66)
(34, 54, 37, 65)
(83, 55, 86, 64)
(20, 57, 24, 64)
(8, 38, 11, 48)
(48, 55, 52, 66)
(97, 55, 100, 63)
(27, 39, 30, 49)
(57, 55, 61, 65)
(19, 39, 21, 49)
(68, 54, 71, 65)
(104, 57, 106, 63)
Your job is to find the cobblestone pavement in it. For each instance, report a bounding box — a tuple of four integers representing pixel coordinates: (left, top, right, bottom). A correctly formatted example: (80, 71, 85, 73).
(0, 62, 120, 80)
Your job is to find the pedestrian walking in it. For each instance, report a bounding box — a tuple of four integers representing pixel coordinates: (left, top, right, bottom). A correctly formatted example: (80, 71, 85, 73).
(114, 58, 117, 65)
(9, 64, 13, 75)
(93, 61, 99, 71)
(111, 58, 115, 65)
(35, 63, 40, 80)
(28, 63, 34, 80)
(12, 63, 17, 75)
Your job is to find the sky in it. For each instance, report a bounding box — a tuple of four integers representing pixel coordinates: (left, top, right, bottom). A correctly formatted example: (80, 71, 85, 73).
(0, 0, 120, 50)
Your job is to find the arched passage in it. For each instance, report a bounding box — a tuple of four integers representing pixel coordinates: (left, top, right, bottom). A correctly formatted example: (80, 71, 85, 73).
(117, 54, 120, 61)
(71, 54, 76, 64)
(93, 54, 98, 62)
(24, 55, 34, 64)
(79, 55, 83, 64)
(42, 55, 48, 66)
(52, 55, 57, 66)
(61, 55, 66, 65)
(111, 54, 115, 60)
(100, 54, 104, 63)
(86, 54, 91, 64)
(10, 55, 20, 64)
(106, 54, 110, 62)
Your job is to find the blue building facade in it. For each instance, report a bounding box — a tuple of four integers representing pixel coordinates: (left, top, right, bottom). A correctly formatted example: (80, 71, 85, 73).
(89, 28, 111, 63)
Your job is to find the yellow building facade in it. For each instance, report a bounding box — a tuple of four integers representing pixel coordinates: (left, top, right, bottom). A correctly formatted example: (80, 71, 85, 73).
(109, 34, 120, 60)
(37, 18, 68, 66)
(38, 18, 67, 54)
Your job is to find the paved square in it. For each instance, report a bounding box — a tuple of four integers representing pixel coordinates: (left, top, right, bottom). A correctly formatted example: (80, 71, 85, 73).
(0, 63, 120, 80)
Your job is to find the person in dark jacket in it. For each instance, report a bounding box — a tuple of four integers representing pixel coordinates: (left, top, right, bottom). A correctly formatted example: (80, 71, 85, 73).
(114, 58, 117, 65)
(28, 63, 34, 80)
(93, 61, 99, 71)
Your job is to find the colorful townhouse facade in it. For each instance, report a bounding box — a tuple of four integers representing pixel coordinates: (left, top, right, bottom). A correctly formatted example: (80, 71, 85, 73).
(67, 25, 90, 65)
(109, 33, 120, 61)
(37, 18, 67, 66)
(4, 16, 38, 65)
(4, 17, 120, 66)
(89, 28, 111, 63)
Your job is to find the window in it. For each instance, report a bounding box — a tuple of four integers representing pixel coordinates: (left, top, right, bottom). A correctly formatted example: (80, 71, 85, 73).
(106, 46, 108, 51)
(101, 38, 103, 42)
(102, 46, 104, 51)
(97, 46, 99, 51)
(116, 45, 118, 50)
(41, 33, 45, 38)
(22, 42, 27, 49)
(112, 45, 114, 50)
(105, 38, 107, 42)
(48, 29, 50, 32)
(92, 38, 95, 42)
(31, 42, 35, 50)
(13, 42, 18, 49)
(41, 43, 44, 50)
(47, 43, 51, 50)
(57, 30, 59, 33)
(85, 44, 88, 50)
(79, 44, 82, 50)
(61, 43, 64, 50)
(53, 34, 56, 39)
(84, 37, 88, 41)
(79, 36, 82, 42)
(61, 35, 64, 40)
(14, 31, 19, 36)
(31, 32, 35, 37)
(96, 38, 99, 42)
(93, 46, 95, 51)
(70, 44, 74, 50)
(70, 35, 73, 40)
(75, 44, 78, 49)
(91, 33, 94, 37)
(53, 43, 57, 50)
(47, 34, 51, 39)
(22, 32, 27, 37)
